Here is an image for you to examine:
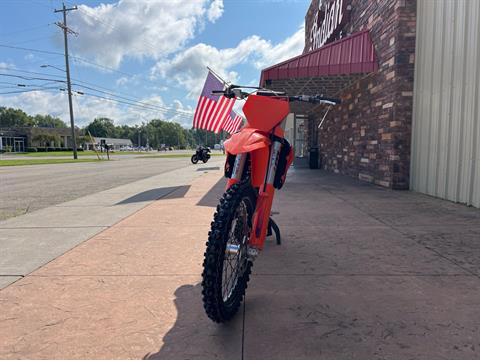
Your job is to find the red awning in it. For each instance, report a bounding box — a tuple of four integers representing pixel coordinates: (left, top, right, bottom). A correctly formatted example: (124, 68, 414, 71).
(259, 30, 378, 96)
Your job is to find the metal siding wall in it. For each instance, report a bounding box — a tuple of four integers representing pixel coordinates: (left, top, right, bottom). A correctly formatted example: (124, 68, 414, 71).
(411, 0, 480, 207)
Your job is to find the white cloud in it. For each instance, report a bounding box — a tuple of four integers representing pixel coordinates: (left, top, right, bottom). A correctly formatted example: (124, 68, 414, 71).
(207, 0, 224, 22)
(0, 62, 15, 70)
(168, 99, 194, 125)
(69, 0, 223, 69)
(114, 74, 141, 87)
(151, 25, 305, 98)
(0, 91, 69, 120)
(0, 91, 193, 127)
(252, 26, 306, 69)
(115, 77, 129, 87)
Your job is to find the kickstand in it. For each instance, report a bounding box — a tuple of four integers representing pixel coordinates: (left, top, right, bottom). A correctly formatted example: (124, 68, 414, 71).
(267, 217, 281, 245)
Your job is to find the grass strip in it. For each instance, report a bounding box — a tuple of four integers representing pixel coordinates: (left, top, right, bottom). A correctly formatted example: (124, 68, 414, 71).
(137, 153, 225, 159)
(0, 158, 104, 166)
(11, 151, 151, 157)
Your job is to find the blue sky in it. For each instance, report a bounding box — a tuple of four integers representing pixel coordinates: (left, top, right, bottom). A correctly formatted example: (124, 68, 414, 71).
(0, 0, 309, 127)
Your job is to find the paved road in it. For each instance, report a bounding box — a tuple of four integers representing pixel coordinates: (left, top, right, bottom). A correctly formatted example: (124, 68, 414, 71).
(0, 156, 223, 221)
(1, 168, 480, 359)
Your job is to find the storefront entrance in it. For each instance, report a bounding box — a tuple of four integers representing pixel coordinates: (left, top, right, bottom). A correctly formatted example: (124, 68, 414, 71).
(284, 113, 309, 167)
(0, 136, 26, 152)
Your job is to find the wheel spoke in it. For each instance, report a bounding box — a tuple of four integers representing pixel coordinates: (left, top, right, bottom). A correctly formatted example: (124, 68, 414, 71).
(222, 199, 251, 302)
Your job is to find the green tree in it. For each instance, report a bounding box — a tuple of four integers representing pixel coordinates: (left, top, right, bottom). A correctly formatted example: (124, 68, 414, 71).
(77, 135, 89, 148)
(84, 117, 116, 137)
(32, 133, 61, 148)
(147, 120, 188, 148)
(115, 124, 133, 140)
(190, 128, 219, 148)
(183, 128, 195, 148)
(33, 114, 67, 128)
(0, 107, 34, 127)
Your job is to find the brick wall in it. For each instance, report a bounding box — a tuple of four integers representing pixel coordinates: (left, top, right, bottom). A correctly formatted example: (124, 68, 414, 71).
(307, 0, 416, 189)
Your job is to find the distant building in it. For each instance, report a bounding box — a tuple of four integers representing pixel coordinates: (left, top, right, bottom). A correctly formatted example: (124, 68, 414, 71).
(0, 127, 80, 152)
(84, 137, 133, 151)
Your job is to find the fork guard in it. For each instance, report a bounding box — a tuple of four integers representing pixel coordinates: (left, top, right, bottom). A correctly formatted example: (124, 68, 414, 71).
(224, 129, 293, 250)
(225, 131, 271, 190)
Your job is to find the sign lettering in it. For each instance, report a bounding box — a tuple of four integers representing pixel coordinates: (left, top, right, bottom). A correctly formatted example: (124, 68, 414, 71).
(309, 0, 350, 51)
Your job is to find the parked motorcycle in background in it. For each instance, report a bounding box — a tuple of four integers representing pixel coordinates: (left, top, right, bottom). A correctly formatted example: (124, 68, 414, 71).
(191, 145, 211, 164)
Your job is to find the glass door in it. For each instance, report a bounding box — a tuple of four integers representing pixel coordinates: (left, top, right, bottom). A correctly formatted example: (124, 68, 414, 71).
(293, 114, 308, 167)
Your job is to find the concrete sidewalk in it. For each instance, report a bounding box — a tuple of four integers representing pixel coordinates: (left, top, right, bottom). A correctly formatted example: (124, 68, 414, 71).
(1, 168, 480, 359)
(0, 159, 223, 289)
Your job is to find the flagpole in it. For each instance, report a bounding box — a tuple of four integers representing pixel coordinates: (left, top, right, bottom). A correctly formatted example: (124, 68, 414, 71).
(207, 66, 228, 86)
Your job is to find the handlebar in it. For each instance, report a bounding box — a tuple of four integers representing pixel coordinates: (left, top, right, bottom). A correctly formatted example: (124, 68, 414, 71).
(288, 95, 341, 105)
(211, 85, 340, 105)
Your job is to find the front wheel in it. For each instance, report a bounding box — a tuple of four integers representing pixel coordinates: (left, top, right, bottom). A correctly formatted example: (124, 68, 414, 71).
(202, 182, 256, 322)
(202, 154, 210, 163)
(191, 154, 199, 164)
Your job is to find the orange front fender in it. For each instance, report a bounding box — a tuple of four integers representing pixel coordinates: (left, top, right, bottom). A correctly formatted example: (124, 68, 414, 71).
(224, 128, 270, 155)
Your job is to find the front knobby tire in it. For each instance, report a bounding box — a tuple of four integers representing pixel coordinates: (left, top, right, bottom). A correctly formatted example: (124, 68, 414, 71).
(202, 182, 256, 323)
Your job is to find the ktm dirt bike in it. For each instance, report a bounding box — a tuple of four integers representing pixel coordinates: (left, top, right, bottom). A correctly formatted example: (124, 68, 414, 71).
(201, 85, 340, 322)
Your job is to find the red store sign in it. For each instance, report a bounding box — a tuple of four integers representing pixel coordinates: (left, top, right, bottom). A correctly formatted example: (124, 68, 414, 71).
(309, 0, 351, 51)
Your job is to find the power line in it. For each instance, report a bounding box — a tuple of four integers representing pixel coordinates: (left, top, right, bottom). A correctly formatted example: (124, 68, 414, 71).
(0, 66, 68, 79)
(0, 23, 52, 37)
(0, 85, 192, 122)
(0, 68, 193, 119)
(7, 36, 57, 46)
(0, 80, 60, 88)
(0, 43, 64, 57)
(72, 83, 193, 116)
(0, 72, 66, 83)
(0, 81, 27, 86)
(78, 91, 192, 120)
(70, 56, 133, 77)
(0, 43, 135, 77)
(0, 87, 63, 95)
(2, 66, 144, 102)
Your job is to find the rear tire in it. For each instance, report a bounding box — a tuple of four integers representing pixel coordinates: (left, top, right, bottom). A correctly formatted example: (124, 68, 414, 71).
(191, 154, 199, 164)
(202, 182, 256, 322)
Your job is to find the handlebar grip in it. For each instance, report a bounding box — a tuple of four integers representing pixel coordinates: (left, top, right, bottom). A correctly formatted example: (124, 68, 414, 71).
(211, 90, 225, 95)
(288, 95, 341, 104)
(319, 97, 341, 104)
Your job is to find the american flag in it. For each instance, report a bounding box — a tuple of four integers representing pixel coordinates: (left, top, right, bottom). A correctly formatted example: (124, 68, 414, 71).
(193, 70, 235, 134)
(222, 111, 243, 134)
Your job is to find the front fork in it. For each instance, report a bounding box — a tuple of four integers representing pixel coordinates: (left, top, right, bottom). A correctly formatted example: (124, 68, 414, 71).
(226, 140, 283, 254)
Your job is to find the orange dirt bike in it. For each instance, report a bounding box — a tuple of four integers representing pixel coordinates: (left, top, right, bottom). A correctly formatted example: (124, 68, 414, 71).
(201, 85, 340, 322)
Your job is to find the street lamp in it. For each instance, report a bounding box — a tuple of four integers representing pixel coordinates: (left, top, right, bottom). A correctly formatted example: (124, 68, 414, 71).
(40, 64, 65, 72)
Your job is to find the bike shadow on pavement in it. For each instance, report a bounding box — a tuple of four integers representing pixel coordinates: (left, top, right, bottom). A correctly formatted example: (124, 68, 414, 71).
(196, 166, 221, 172)
(116, 185, 190, 205)
(142, 282, 244, 360)
(196, 177, 226, 207)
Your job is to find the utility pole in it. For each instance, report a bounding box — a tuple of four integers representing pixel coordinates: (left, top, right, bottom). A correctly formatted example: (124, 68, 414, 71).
(55, 3, 78, 159)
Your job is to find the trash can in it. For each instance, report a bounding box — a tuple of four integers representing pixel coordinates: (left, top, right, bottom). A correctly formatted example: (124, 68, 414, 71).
(309, 147, 319, 169)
